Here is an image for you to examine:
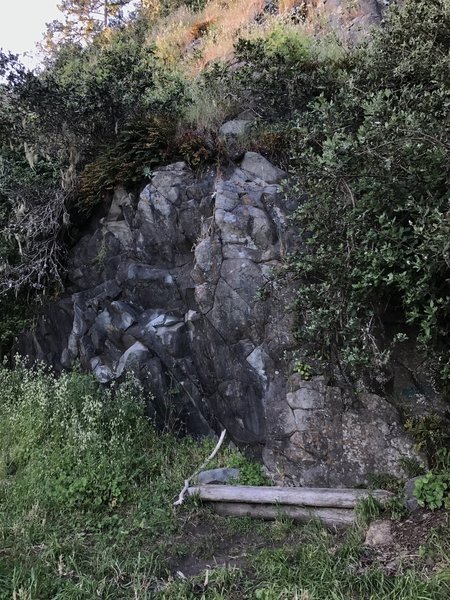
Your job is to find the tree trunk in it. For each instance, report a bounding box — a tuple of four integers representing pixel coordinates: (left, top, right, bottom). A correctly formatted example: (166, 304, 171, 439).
(210, 502, 355, 529)
(187, 485, 393, 508)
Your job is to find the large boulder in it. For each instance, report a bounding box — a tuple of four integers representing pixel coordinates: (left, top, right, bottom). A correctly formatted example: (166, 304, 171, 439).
(16, 153, 423, 485)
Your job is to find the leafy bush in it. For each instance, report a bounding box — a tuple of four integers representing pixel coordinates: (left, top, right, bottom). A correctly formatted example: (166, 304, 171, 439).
(414, 449, 450, 511)
(285, 0, 450, 383)
(175, 126, 219, 169)
(407, 414, 450, 511)
(414, 469, 450, 511)
(0, 17, 190, 296)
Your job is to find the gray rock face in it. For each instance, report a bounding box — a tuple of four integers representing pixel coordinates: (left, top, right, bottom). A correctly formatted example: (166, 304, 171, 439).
(263, 375, 418, 486)
(16, 153, 421, 485)
(301, 0, 393, 44)
(219, 119, 252, 138)
(240, 152, 286, 184)
(219, 120, 254, 160)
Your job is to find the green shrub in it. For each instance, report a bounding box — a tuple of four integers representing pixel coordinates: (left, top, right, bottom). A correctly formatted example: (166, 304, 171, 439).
(1, 17, 191, 294)
(414, 468, 450, 511)
(225, 450, 270, 486)
(413, 446, 450, 510)
(285, 0, 450, 383)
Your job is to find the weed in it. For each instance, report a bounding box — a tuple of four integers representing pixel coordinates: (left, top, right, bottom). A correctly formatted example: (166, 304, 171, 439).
(355, 495, 382, 527)
(293, 360, 313, 380)
(399, 456, 427, 479)
(225, 451, 271, 486)
(414, 471, 450, 511)
(405, 414, 450, 468)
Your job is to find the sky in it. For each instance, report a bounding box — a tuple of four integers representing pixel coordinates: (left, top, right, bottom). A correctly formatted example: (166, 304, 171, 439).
(0, 0, 63, 66)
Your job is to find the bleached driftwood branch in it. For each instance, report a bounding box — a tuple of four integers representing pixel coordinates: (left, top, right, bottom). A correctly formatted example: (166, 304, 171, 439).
(173, 429, 227, 506)
(186, 485, 393, 508)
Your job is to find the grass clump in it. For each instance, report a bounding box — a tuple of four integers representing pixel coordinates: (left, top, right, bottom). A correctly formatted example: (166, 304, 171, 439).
(0, 364, 210, 597)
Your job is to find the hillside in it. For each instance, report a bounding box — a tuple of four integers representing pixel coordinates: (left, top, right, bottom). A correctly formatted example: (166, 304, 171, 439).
(1, 0, 450, 597)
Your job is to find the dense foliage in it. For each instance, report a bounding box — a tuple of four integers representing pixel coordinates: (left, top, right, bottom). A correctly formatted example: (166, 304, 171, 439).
(2, 0, 450, 384)
(284, 0, 450, 384)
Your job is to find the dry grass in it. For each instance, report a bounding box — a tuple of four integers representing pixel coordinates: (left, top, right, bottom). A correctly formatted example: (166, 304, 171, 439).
(152, 6, 198, 65)
(278, 0, 306, 12)
(147, 0, 266, 71)
(181, 83, 235, 131)
(148, 0, 344, 75)
(191, 0, 265, 72)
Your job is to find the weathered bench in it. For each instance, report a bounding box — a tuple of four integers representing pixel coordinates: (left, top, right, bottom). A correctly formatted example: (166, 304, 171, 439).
(187, 485, 393, 528)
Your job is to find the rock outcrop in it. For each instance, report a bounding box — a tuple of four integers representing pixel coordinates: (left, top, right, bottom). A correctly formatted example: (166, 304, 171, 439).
(283, 0, 397, 43)
(316, 0, 392, 39)
(17, 152, 421, 486)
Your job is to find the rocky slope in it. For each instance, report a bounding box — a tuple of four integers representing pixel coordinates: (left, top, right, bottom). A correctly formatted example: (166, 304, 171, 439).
(17, 149, 431, 486)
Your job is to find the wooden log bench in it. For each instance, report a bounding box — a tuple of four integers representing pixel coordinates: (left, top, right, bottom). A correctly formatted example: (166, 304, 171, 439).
(187, 485, 393, 529)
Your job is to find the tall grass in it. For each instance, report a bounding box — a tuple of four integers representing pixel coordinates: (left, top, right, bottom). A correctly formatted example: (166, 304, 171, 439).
(0, 364, 211, 597)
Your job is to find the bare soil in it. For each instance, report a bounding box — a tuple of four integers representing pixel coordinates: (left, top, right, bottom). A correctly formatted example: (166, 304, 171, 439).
(165, 508, 450, 582)
(362, 509, 450, 575)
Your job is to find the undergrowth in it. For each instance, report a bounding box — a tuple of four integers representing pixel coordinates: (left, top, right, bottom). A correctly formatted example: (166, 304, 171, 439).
(1, 365, 449, 599)
(0, 364, 265, 597)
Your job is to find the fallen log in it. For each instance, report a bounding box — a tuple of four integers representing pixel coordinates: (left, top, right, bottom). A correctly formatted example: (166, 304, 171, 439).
(211, 502, 355, 528)
(187, 485, 393, 508)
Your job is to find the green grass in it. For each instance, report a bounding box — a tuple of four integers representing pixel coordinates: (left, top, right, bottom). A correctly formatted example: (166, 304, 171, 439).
(0, 364, 449, 599)
(0, 364, 267, 598)
(159, 521, 450, 600)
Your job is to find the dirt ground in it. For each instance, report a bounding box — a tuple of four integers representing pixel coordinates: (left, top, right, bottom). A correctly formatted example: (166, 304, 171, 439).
(164, 507, 450, 581)
(166, 516, 273, 578)
(366, 509, 450, 574)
